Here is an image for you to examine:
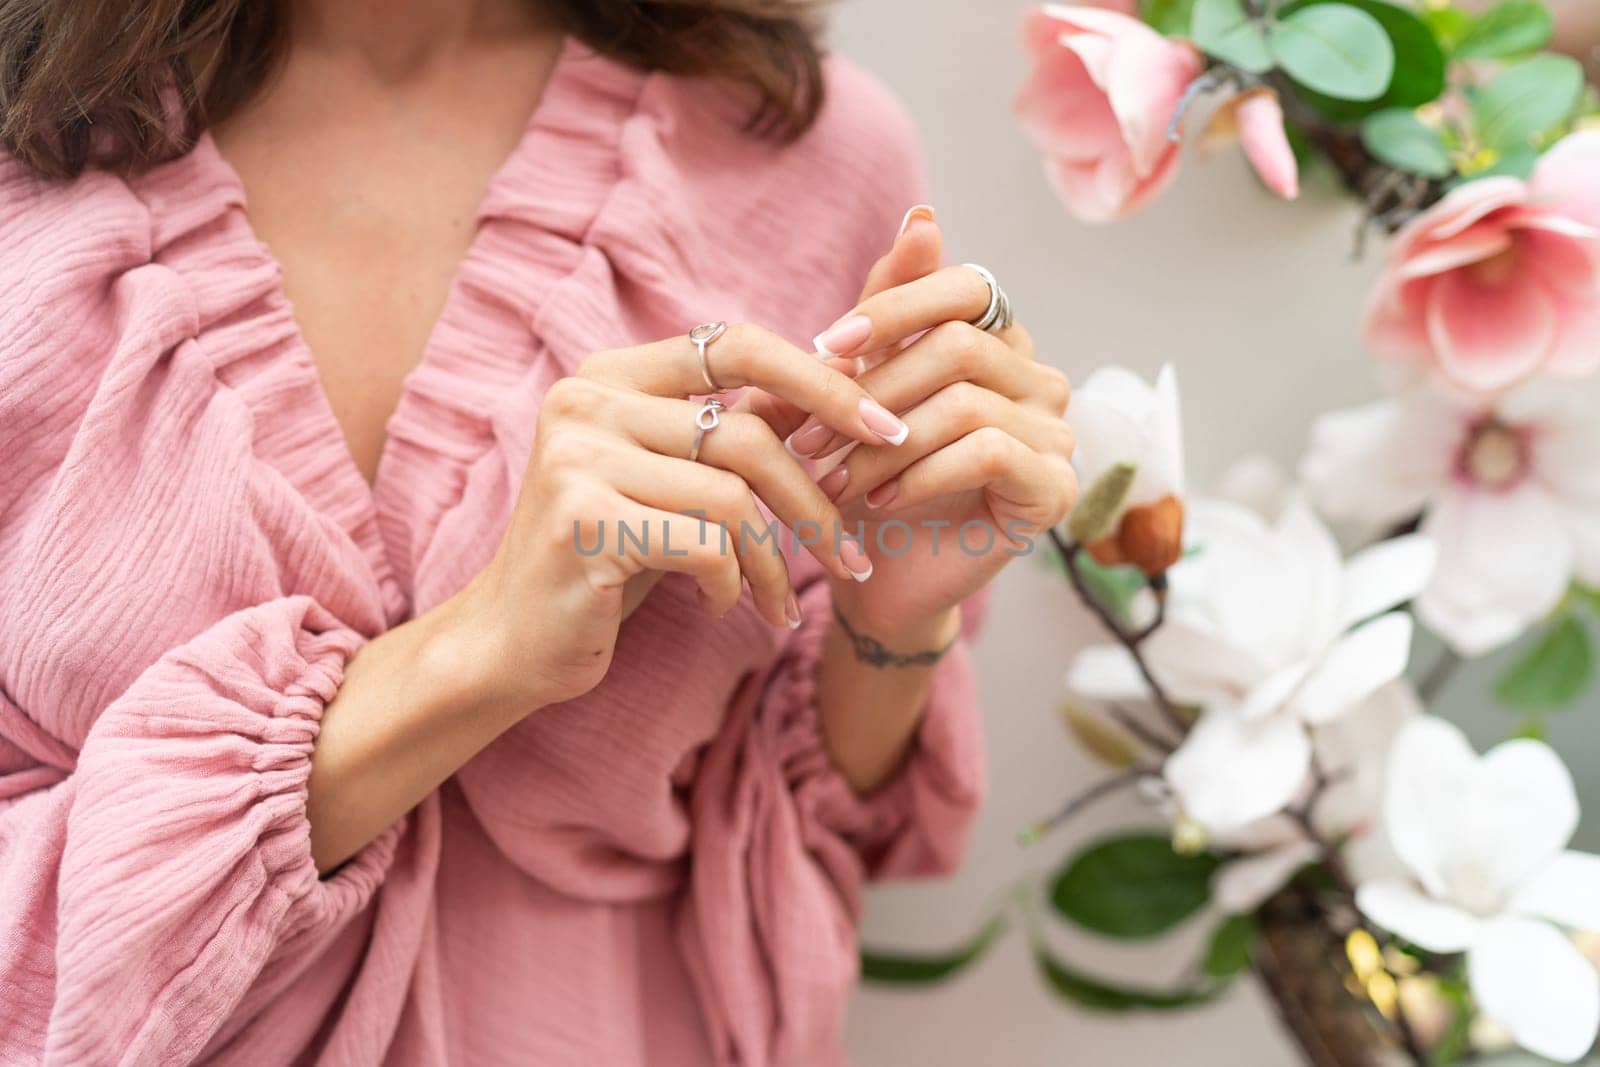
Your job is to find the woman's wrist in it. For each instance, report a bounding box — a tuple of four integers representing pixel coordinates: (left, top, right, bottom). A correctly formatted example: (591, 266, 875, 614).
(826, 585, 962, 664)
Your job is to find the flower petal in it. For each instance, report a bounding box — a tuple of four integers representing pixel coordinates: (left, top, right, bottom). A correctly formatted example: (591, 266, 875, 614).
(1301, 398, 1457, 527)
(1213, 839, 1322, 914)
(1165, 708, 1311, 833)
(1385, 717, 1579, 909)
(1355, 879, 1480, 952)
(1426, 262, 1557, 392)
(1294, 612, 1414, 725)
(1417, 485, 1575, 656)
(1064, 645, 1149, 702)
(1338, 535, 1438, 629)
(1235, 89, 1298, 200)
(1509, 851, 1600, 933)
(1104, 29, 1200, 177)
(1468, 915, 1600, 1064)
(1530, 129, 1600, 230)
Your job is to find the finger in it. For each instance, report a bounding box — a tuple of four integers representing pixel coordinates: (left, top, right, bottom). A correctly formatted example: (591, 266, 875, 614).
(592, 442, 798, 628)
(601, 391, 873, 585)
(826, 382, 1075, 510)
(576, 324, 910, 451)
(858, 205, 944, 303)
(754, 208, 946, 439)
(812, 264, 999, 364)
(861, 427, 1079, 537)
(788, 321, 1068, 460)
(588, 496, 746, 616)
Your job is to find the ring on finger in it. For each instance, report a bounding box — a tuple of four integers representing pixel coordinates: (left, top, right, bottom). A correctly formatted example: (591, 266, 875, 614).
(963, 263, 1014, 334)
(689, 321, 727, 392)
(688, 398, 724, 463)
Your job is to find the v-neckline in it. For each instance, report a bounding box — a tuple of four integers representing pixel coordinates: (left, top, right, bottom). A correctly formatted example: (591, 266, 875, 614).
(202, 35, 573, 514)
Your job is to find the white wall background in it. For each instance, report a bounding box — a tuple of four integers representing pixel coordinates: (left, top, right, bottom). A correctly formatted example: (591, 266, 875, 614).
(831, 3, 1599, 1064)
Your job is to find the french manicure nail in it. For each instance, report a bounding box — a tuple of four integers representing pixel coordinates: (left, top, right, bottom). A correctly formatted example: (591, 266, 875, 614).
(813, 314, 872, 359)
(839, 539, 873, 582)
(784, 591, 803, 630)
(786, 418, 829, 457)
(816, 465, 849, 502)
(897, 204, 936, 238)
(858, 398, 908, 446)
(865, 479, 899, 510)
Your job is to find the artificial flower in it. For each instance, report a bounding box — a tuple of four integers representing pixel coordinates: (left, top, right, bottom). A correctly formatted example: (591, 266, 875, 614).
(1202, 88, 1299, 201)
(1065, 364, 1185, 572)
(1303, 376, 1600, 656)
(1068, 497, 1435, 833)
(1362, 131, 1600, 393)
(1208, 680, 1421, 913)
(1357, 716, 1600, 1064)
(1014, 4, 1202, 222)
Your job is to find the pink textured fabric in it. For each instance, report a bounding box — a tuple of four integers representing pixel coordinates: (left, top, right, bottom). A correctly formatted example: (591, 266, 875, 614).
(0, 41, 986, 1066)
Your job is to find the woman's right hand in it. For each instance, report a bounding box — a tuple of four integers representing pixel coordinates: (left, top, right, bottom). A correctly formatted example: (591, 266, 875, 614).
(441, 325, 914, 714)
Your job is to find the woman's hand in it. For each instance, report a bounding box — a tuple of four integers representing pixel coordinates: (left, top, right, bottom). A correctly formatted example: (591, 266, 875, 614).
(791, 261, 1079, 644)
(443, 325, 916, 714)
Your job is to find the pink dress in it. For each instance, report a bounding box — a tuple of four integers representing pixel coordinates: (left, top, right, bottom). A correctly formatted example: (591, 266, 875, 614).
(0, 40, 984, 1067)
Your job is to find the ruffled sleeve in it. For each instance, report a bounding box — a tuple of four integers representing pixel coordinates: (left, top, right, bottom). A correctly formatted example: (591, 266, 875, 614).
(0, 596, 400, 1065)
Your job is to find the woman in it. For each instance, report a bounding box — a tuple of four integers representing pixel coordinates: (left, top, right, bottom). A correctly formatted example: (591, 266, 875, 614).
(0, 1, 1077, 1063)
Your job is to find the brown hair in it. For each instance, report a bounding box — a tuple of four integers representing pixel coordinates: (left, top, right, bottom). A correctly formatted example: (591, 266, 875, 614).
(0, 0, 827, 179)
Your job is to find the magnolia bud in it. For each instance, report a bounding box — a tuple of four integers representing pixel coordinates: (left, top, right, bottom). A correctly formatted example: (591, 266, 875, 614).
(1117, 495, 1186, 577)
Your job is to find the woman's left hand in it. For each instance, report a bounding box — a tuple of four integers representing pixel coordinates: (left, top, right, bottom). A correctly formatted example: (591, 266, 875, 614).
(788, 260, 1079, 643)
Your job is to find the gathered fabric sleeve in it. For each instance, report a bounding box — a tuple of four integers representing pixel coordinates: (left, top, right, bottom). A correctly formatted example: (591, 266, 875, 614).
(678, 576, 986, 1067)
(0, 596, 402, 1066)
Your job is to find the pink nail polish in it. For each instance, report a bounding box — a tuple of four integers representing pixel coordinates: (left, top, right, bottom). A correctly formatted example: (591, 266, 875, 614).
(865, 479, 899, 510)
(813, 314, 872, 359)
(784, 591, 803, 630)
(839, 539, 873, 582)
(786, 418, 829, 457)
(858, 398, 908, 446)
(897, 204, 936, 238)
(816, 465, 849, 502)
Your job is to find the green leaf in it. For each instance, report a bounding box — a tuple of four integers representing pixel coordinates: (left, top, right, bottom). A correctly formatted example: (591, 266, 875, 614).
(1473, 53, 1586, 154)
(1573, 584, 1600, 614)
(1455, 1, 1554, 60)
(1191, 0, 1273, 72)
(1361, 108, 1454, 177)
(1034, 944, 1221, 1012)
(1073, 553, 1147, 626)
(1269, 3, 1395, 102)
(1050, 833, 1220, 939)
(1284, 0, 1446, 120)
(860, 914, 1010, 984)
(1423, 5, 1474, 52)
(1202, 914, 1258, 979)
(1494, 615, 1596, 711)
(1141, 0, 1196, 37)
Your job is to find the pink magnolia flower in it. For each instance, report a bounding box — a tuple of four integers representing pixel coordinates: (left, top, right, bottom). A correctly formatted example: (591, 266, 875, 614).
(1362, 131, 1600, 393)
(1014, 4, 1203, 222)
(1303, 375, 1600, 656)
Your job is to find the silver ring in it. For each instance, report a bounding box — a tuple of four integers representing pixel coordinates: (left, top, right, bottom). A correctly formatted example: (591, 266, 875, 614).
(963, 263, 1014, 334)
(690, 321, 727, 392)
(688, 399, 724, 463)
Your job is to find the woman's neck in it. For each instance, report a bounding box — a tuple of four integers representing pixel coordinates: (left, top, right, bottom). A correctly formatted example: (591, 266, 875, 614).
(288, 0, 553, 77)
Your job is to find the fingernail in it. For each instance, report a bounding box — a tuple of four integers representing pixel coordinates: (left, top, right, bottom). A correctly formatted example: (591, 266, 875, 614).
(839, 539, 873, 582)
(816, 465, 849, 502)
(897, 204, 936, 238)
(813, 314, 872, 359)
(786, 418, 830, 458)
(784, 591, 803, 630)
(858, 398, 908, 446)
(865, 479, 899, 510)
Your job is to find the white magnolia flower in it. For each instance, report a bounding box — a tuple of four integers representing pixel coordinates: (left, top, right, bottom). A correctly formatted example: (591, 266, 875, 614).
(1068, 497, 1435, 833)
(1357, 716, 1600, 1063)
(1210, 680, 1420, 914)
(1303, 377, 1600, 656)
(1067, 363, 1184, 522)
